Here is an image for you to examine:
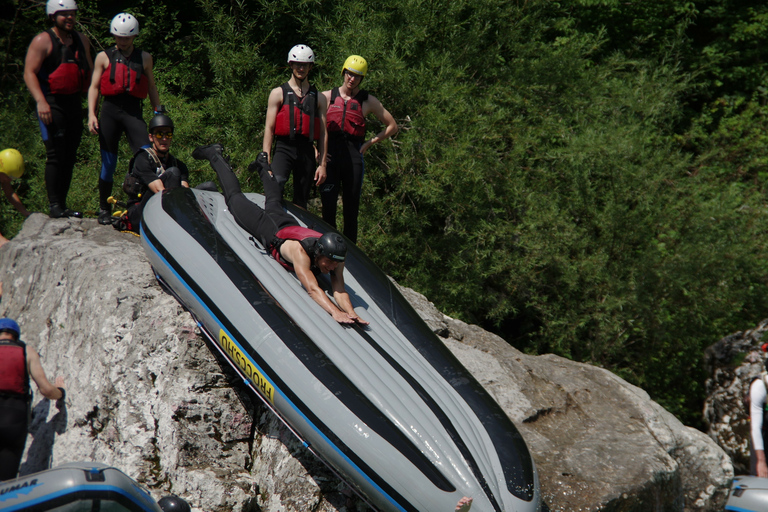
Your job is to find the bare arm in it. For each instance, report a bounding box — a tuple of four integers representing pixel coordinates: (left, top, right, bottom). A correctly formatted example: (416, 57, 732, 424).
(24, 33, 53, 125)
(314, 92, 328, 185)
(143, 52, 161, 112)
(330, 264, 368, 325)
(27, 347, 64, 400)
(0, 175, 30, 217)
(360, 95, 398, 155)
(282, 241, 357, 324)
(262, 87, 283, 160)
(88, 51, 108, 133)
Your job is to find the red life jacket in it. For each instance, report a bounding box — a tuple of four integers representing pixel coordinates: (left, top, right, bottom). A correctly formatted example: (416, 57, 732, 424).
(39, 29, 90, 95)
(0, 339, 28, 396)
(274, 83, 321, 141)
(327, 88, 369, 142)
(269, 226, 321, 271)
(99, 47, 149, 99)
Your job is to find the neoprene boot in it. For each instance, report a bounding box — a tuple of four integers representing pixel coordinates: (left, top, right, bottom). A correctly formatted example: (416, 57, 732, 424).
(98, 178, 113, 225)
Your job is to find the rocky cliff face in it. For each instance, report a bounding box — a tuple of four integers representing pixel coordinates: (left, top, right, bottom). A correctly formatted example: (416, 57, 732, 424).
(0, 214, 733, 512)
(703, 319, 768, 475)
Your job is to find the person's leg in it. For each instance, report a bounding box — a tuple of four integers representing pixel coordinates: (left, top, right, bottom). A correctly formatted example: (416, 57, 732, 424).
(59, 97, 84, 216)
(270, 141, 294, 200)
(320, 139, 343, 228)
(292, 140, 315, 209)
(340, 141, 365, 243)
(0, 397, 29, 481)
(160, 167, 181, 189)
(192, 144, 277, 246)
(122, 105, 151, 154)
(42, 97, 82, 218)
(97, 101, 124, 221)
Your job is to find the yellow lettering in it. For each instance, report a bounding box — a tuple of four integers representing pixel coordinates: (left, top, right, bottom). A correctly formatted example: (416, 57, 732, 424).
(218, 329, 275, 404)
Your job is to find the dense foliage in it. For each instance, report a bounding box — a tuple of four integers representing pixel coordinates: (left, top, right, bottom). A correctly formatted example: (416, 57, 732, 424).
(2, 0, 768, 426)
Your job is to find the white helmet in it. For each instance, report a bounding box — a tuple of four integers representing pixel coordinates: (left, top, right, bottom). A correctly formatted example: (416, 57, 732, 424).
(287, 45, 315, 64)
(110, 13, 139, 37)
(46, 0, 78, 15)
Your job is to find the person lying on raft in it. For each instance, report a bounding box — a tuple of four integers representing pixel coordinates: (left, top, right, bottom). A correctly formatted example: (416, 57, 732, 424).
(192, 143, 368, 326)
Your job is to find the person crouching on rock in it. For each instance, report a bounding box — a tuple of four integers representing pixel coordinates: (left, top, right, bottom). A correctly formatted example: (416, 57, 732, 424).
(119, 109, 188, 233)
(192, 143, 367, 326)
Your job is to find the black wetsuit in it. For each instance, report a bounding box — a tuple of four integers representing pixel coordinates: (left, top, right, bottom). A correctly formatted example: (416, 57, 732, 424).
(35, 29, 90, 211)
(0, 340, 29, 481)
(124, 149, 188, 232)
(209, 153, 299, 248)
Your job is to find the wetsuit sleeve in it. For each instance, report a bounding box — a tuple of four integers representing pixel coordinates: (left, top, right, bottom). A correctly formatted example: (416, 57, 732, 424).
(132, 152, 160, 186)
(751, 379, 767, 451)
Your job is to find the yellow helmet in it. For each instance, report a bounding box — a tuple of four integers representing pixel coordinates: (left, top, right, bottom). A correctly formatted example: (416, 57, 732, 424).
(342, 55, 368, 77)
(0, 149, 24, 180)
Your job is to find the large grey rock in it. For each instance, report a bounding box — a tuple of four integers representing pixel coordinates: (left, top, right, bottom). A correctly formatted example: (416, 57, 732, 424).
(0, 214, 733, 511)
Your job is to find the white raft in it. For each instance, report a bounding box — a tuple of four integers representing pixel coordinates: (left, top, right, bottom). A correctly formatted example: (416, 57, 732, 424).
(140, 188, 543, 512)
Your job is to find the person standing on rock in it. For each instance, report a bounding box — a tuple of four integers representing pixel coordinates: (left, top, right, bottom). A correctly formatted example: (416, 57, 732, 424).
(88, 12, 161, 224)
(0, 318, 65, 481)
(261, 44, 327, 209)
(320, 55, 398, 243)
(23, 0, 92, 219)
(749, 360, 768, 477)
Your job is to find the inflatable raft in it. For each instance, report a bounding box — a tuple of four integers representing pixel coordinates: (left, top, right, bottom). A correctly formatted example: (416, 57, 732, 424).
(0, 462, 176, 511)
(140, 187, 542, 512)
(725, 476, 768, 511)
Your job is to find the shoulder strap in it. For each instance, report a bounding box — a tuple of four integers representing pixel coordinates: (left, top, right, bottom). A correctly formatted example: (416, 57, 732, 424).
(331, 87, 340, 104)
(132, 148, 165, 176)
(108, 47, 120, 84)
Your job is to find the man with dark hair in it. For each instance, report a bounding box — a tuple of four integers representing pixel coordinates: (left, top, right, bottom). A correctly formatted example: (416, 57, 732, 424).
(193, 144, 366, 326)
(23, 0, 93, 219)
(0, 318, 65, 481)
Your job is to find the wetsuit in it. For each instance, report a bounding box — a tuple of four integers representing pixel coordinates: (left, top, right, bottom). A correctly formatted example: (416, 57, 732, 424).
(123, 149, 188, 232)
(208, 153, 320, 265)
(0, 339, 29, 481)
(36, 29, 90, 212)
(320, 88, 369, 243)
(97, 47, 151, 213)
(272, 82, 321, 209)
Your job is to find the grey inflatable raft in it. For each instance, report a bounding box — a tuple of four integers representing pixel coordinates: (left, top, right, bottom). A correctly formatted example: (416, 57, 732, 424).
(725, 475, 768, 511)
(140, 187, 543, 512)
(0, 462, 164, 511)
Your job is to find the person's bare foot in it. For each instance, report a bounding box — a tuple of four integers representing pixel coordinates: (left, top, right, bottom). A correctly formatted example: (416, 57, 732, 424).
(456, 496, 473, 512)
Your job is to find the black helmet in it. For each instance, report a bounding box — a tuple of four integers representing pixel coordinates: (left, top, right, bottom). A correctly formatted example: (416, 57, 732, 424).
(149, 107, 174, 133)
(315, 232, 346, 262)
(157, 495, 191, 512)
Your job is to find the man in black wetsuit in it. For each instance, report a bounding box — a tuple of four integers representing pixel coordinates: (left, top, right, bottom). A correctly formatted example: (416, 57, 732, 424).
(23, 0, 92, 219)
(88, 13, 162, 224)
(261, 44, 328, 208)
(0, 319, 65, 481)
(120, 110, 188, 232)
(192, 144, 367, 326)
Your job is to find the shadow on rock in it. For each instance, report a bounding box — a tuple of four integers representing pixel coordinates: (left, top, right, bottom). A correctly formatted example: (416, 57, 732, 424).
(19, 398, 68, 476)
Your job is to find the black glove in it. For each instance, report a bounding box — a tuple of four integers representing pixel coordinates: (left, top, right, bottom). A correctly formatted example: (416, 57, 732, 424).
(249, 152, 272, 176)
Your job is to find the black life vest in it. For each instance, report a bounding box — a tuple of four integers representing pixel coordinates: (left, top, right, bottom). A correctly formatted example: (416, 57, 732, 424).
(274, 83, 321, 141)
(327, 88, 369, 143)
(0, 339, 29, 397)
(39, 29, 90, 96)
(269, 226, 321, 271)
(99, 47, 148, 98)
